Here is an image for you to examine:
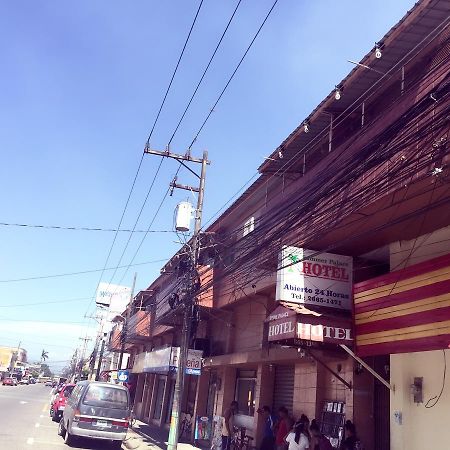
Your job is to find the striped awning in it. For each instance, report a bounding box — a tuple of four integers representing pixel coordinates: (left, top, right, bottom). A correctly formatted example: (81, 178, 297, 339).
(354, 253, 450, 356)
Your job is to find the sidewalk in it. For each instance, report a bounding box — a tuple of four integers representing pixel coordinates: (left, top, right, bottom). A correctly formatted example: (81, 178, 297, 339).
(123, 419, 209, 450)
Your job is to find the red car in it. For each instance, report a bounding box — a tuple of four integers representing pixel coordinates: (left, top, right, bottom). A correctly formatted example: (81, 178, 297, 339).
(2, 377, 16, 386)
(50, 384, 75, 422)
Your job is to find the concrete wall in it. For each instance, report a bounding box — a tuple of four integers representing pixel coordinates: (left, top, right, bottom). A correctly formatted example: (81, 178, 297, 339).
(390, 349, 450, 450)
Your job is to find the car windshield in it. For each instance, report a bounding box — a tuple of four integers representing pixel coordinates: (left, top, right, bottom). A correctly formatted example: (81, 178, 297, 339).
(82, 385, 128, 409)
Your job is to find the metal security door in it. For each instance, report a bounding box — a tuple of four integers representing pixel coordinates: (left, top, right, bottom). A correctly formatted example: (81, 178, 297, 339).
(272, 365, 295, 415)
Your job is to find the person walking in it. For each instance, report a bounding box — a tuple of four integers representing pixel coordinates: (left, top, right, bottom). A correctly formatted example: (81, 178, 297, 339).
(339, 420, 362, 450)
(258, 406, 276, 450)
(309, 420, 333, 450)
(222, 401, 238, 450)
(285, 420, 309, 450)
(275, 407, 293, 450)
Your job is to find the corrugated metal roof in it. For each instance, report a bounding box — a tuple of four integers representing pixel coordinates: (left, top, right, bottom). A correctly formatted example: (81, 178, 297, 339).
(206, 0, 450, 232)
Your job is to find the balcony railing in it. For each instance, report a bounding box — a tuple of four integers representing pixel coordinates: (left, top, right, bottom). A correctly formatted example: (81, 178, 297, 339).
(125, 310, 151, 343)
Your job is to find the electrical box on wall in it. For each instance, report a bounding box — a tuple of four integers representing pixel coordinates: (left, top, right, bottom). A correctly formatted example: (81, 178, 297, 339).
(411, 377, 423, 403)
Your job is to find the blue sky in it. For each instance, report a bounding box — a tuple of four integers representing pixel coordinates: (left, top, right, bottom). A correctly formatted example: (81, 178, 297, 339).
(0, 0, 416, 368)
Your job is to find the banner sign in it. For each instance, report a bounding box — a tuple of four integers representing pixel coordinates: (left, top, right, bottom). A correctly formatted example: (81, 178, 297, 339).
(267, 313, 353, 346)
(276, 247, 353, 310)
(139, 347, 203, 375)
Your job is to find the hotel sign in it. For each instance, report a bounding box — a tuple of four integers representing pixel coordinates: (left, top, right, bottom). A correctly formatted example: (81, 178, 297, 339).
(276, 247, 353, 310)
(267, 315, 353, 346)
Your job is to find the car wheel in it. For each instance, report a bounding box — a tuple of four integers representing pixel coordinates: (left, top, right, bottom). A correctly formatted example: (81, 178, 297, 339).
(64, 427, 75, 446)
(51, 410, 59, 422)
(50, 406, 54, 417)
(58, 419, 66, 437)
(111, 440, 123, 449)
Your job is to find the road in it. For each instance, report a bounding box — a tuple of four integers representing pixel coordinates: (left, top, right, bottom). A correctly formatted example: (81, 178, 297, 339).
(0, 383, 125, 449)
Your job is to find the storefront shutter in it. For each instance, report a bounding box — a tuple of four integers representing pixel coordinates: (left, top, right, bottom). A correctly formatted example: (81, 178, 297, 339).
(272, 365, 295, 415)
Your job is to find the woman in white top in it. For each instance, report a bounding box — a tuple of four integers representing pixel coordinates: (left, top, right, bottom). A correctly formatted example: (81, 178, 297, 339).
(285, 421, 309, 450)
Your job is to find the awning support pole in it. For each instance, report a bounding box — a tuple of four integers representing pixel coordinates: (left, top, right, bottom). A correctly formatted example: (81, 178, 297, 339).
(339, 344, 394, 391)
(307, 349, 352, 390)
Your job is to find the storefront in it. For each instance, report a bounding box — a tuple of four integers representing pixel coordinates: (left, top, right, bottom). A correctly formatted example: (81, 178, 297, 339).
(355, 250, 450, 450)
(132, 346, 203, 430)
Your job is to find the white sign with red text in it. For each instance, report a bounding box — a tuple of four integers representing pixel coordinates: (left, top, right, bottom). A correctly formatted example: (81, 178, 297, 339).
(276, 247, 353, 310)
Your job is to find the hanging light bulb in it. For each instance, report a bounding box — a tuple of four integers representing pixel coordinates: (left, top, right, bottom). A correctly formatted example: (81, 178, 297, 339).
(375, 43, 382, 59)
(334, 86, 341, 100)
(303, 121, 310, 133)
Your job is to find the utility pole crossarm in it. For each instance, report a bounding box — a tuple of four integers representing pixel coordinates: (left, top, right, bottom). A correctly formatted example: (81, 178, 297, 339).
(144, 147, 210, 165)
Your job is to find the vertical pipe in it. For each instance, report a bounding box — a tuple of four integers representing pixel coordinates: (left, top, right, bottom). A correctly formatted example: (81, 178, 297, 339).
(328, 114, 334, 153)
(401, 65, 405, 95)
(361, 102, 365, 128)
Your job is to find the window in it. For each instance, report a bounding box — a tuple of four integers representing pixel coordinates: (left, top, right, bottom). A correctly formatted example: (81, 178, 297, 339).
(82, 385, 128, 409)
(63, 385, 75, 398)
(243, 217, 255, 237)
(235, 370, 256, 416)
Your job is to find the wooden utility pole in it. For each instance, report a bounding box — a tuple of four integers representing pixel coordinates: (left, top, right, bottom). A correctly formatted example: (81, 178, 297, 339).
(145, 146, 209, 450)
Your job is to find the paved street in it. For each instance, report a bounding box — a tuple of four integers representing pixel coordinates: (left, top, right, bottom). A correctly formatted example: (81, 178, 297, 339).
(0, 383, 126, 450)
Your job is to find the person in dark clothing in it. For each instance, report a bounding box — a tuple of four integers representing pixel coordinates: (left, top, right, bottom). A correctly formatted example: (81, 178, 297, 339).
(310, 420, 333, 450)
(275, 407, 293, 450)
(298, 414, 311, 443)
(258, 405, 275, 450)
(339, 420, 362, 450)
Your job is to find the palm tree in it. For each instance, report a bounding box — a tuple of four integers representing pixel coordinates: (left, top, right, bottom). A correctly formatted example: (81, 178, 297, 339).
(40, 349, 49, 363)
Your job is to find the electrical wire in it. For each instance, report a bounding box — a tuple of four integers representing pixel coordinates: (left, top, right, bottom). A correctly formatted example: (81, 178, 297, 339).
(188, 0, 279, 150)
(147, 0, 205, 146)
(104, 158, 165, 290)
(167, 0, 243, 147)
(0, 296, 92, 308)
(0, 221, 176, 233)
(425, 349, 447, 408)
(85, 1, 204, 321)
(0, 257, 170, 284)
(200, 20, 450, 233)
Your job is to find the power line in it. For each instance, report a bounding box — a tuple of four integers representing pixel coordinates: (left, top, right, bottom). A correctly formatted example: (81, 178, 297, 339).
(0, 221, 177, 233)
(0, 257, 169, 284)
(147, 0, 205, 146)
(92, 0, 205, 311)
(167, 0, 243, 146)
(104, 158, 165, 290)
(114, 187, 172, 291)
(0, 296, 92, 308)
(0, 316, 87, 324)
(188, 0, 279, 149)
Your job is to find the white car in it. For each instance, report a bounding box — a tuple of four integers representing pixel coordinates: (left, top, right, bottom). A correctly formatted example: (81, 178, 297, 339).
(19, 378, 30, 385)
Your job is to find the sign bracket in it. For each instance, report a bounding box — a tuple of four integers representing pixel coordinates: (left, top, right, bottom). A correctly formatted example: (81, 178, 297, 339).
(339, 344, 394, 391)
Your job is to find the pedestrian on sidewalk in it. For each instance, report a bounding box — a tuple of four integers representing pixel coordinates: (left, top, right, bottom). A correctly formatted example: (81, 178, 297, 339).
(275, 407, 293, 450)
(339, 420, 362, 450)
(309, 420, 333, 450)
(222, 400, 238, 450)
(257, 406, 275, 450)
(285, 420, 309, 450)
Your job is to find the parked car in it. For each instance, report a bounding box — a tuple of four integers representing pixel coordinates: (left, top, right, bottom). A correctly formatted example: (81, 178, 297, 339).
(58, 381, 130, 449)
(2, 377, 16, 386)
(45, 380, 53, 387)
(19, 378, 30, 385)
(50, 384, 75, 422)
(11, 377, 18, 385)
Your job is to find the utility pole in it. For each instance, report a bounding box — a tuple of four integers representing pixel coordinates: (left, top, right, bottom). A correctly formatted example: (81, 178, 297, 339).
(145, 146, 209, 450)
(77, 336, 92, 380)
(95, 333, 107, 381)
(118, 272, 137, 371)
